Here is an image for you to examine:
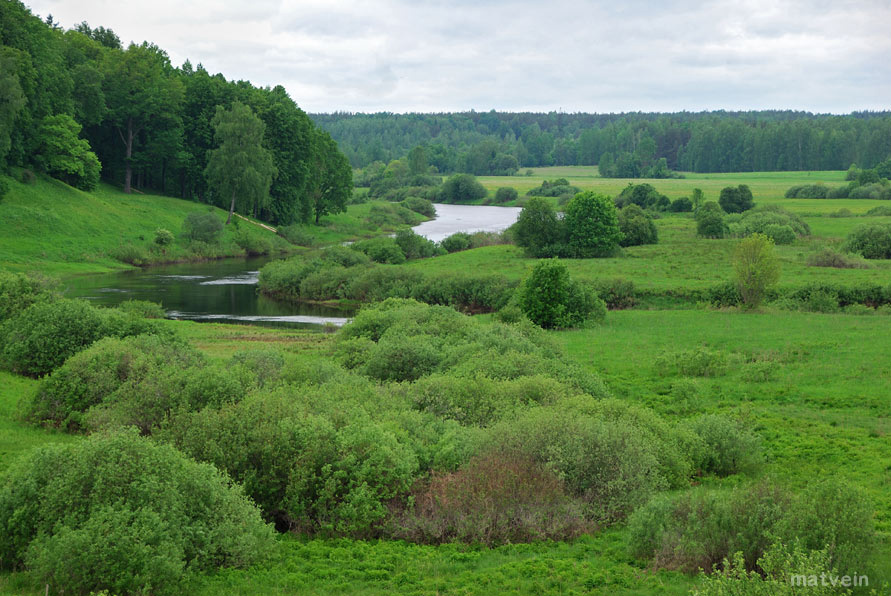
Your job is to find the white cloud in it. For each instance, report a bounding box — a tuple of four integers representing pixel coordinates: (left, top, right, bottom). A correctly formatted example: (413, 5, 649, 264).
(25, 0, 891, 112)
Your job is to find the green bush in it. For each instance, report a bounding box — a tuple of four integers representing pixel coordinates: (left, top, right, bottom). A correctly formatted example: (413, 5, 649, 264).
(257, 257, 327, 301)
(0, 431, 274, 595)
(277, 224, 316, 246)
(112, 242, 149, 265)
(234, 228, 274, 256)
(513, 197, 564, 257)
(320, 245, 371, 267)
(400, 196, 436, 217)
(845, 223, 891, 259)
(494, 186, 519, 204)
(591, 278, 636, 309)
(696, 202, 727, 238)
(719, 184, 755, 213)
(0, 271, 57, 323)
(394, 228, 440, 260)
(353, 236, 407, 264)
(866, 205, 891, 216)
(618, 204, 658, 246)
(182, 211, 224, 243)
(365, 202, 420, 228)
(438, 173, 487, 204)
(518, 259, 605, 329)
(563, 191, 624, 257)
(670, 197, 693, 212)
(684, 413, 763, 476)
(655, 347, 729, 377)
(440, 232, 472, 253)
(154, 228, 174, 247)
(117, 299, 166, 319)
(0, 299, 161, 377)
(734, 233, 781, 309)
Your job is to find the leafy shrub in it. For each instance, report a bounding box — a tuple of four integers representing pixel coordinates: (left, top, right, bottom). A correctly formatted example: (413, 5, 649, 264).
(320, 245, 371, 267)
(0, 299, 161, 377)
(696, 202, 726, 238)
(618, 204, 658, 246)
(365, 202, 420, 228)
(802, 289, 840, 313)
(0, 431, 274, 595)
(257, 258, 326, 301)
(655, 347, 729, 377)
(518, 259, 605, 329)
(866, 205, 891, 216)
(513, 197, 564, 257)
(669, 197, 693, 212)
(734, 233, 781, 309)
(234, 229, 274, 256)
(784, 184, 830, 199)
(439, 173, 487, 203)
(400, 196, 436, 217)
(494, 186, 519, 204)
(848, 182, 891, 200)
(391, 451, 588, 545)
(563, 191, 623, 257)
(684, 414, 763, 476)
(353, 236, 407, 264)
(527, 178, 580, 199)
(341, 266, 425, 302)
(719, 184, 754, 213)
(112, 242, 149, 265)
(614, 183, 669, 210)
(845, 223, 891, 259)
(182, 211, 224, 243)
(154, 228, 174, 247)
(726, 206, 810, 242)
(277, 224, 315, 246)
(0, 271, 57, 322)
(440, 232, 472, 253)
(394, 228, 440, 260)
(592, 278, 637, 309)
(468, 230, 512, 248)
(411, 272, 517, 312)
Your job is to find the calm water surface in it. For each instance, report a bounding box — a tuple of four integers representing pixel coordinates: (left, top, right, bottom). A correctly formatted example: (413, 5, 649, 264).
(64, 204, 521, 328)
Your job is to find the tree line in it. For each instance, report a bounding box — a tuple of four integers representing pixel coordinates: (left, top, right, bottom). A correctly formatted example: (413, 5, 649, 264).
(0, 1, 352, 225)
(313, 110, 891, 176)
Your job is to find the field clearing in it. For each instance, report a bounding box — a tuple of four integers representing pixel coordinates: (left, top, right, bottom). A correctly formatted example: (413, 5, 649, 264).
(477, 167, 891, 216)
(405, 217, 891, 293)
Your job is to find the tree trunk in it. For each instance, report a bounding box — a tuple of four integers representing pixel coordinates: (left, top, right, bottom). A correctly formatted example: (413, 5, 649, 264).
(123, 118, 134, 194)
(226, 189, 236, 224)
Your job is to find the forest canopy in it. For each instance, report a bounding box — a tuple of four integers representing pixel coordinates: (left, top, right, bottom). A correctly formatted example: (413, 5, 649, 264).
(0, 1, 352, 225)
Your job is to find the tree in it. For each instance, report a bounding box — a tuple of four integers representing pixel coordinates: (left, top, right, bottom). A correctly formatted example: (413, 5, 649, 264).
(518, 259, 604, 329)
(719, 184, 754, 213)
(439, 173, 487, 204)
(618, 204, 658, 246)
(696, 201, 726, 238)
(35, 114, 101, 190)
(204, 101, 276, 224)
(307, 128, 352, 224)
(513, 197, 563, 257)
(0, 54, 26, 167)
(733, 233, 780, 309)
(408, 145, 427, 175)
(103, 43, 183, 193)
(562, 191, 623, 257)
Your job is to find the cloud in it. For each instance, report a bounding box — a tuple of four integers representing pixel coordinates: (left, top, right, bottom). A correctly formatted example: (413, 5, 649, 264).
(24, 0, 891, 113)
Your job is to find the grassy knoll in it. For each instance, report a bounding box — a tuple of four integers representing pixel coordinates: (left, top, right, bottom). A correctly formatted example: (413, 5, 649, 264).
(0, 175, 425, 275)
(479, 167, 891, 216)
(404, 216, 891, 294)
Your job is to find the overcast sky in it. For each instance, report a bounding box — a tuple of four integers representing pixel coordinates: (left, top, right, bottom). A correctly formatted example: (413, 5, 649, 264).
(26, 0, 891, 114)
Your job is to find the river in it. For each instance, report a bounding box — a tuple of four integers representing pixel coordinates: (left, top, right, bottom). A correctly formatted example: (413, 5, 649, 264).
(64, 203, 520, 328)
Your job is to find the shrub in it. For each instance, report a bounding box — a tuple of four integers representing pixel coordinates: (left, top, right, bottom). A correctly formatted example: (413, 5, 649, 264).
(353, 236, 407, 264)
(234, 229, 274, 256)
(562, 191, 623, 257)
(440, 232, 472, 253)
(0, 431, 274, 595)
(592, 278, 637, 309)
(527, 178, 581, 199)
(513, 197, 564, 257)
(726, 206, 810, 241)
(845, 223, 891, 259)
(182, 211, 224, 243)
(614, 183, 669, 210)
(391, 451, 588, 545)
(719, 184, 755, 213)
(439, 173, 487, 203)
(341, 267, 425, 302)
(277, 224, 315, 246)
(518, 259, 605, 329)
(112, 242, 149, 265)
(802, 289, 840, 313)
(365, 203, 420, 228)
(154, 228, 174, 247)
(866, 205, 891, 216)
(257, 258, 327, 301)
(0, 299, 160, 377)
(394, 228, 439, 260)
(655, 347, 729, 377)
(494, 186, 519, 204)
(696, 202, 726, 238)
(734, 233, 781, 309)
(320, 245, 371, 267)
(20, 168, 36, 184)
(670, 197, 693, 212)
(401, 196, 436, 217)
(363, 332, 442, 382)
(684, 414, 763, 476)
(0, 271, 57, 322)
(117, 299, 166, 319)
(784, 184, 830, 199)
(618, 204, 658, 246)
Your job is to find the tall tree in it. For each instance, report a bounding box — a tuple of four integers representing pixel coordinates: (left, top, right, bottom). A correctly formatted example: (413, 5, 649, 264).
(204, 101, 276, 224)
(307, 129, 352, 224)
(103, 42, 182, 193)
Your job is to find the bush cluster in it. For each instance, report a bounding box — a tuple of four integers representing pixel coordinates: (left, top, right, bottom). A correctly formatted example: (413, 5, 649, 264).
(618, 204, 658, 246)
(514, 192, 623, 258)
(695, 201, 727, 238)
(845, 223, 891, 259)
(517, 259, 605, 329)
(614, 183, 670, 211)
(182, 211, 224, 243)
(725, 205, 810, 244)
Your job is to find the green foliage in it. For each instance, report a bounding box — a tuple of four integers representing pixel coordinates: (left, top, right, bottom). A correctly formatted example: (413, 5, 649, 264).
(669, 197, 693, 212)
(719, 184, 755, 213)
(117, 299, 166, 319)
(806, 248, 870, 269)
(0, 298, 161, 377)
(562, 191, 623, 257)
(233, 228, 274, 256)
(352, 236, 406, 264)
(614, 183, 671, 210)
(845, 223, 891, 259)
(440, 232, 472, 253)
(439, 173, 487, 204)
(205, 101, 277, 223)
(35, 114, 100, 190)
(0, 271, 57, 323)
(182, 211, 223, 243)
(400, 196, 435, 217)
(494, 186, 519, 204)
(153, 227, 174, 247)
(0, 430, 274, 594)
(696, 201, 727, 238)
(526, 178, 581, 199)
(655, 347, 730, 377)
(518, 259, 605, 329)
(725, 205, 810, 244)
(733, 233, 781, 309)
(513, 197, 563, 257)
(684, 413, 763, 476)
(618, 204, 658, 247)
(394, 228, 440, 260)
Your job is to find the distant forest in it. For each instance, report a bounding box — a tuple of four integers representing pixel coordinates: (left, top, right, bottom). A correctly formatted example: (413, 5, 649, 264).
(0, 1, 351, 226)
(312, 111, 891, 177)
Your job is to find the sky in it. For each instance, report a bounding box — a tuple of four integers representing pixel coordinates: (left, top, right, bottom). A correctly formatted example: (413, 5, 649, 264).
(26, 0, 891, 114)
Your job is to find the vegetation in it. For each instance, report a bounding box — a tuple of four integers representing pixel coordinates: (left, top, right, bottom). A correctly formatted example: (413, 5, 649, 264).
(733, 233, 781, 309)
(517, 259, 605, 329)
